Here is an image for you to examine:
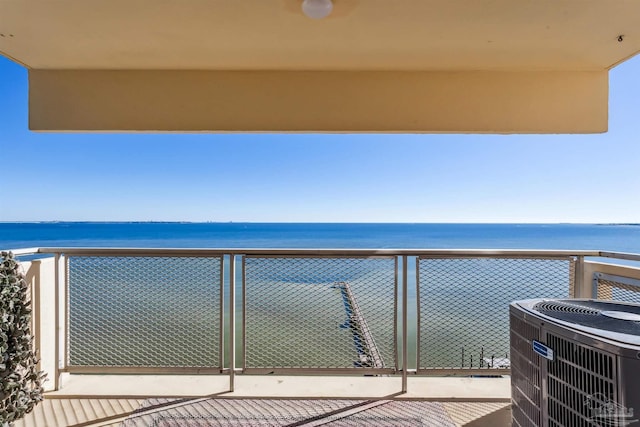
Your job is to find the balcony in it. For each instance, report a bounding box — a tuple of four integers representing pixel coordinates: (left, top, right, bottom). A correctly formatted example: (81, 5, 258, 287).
(7, 247, 640, 426)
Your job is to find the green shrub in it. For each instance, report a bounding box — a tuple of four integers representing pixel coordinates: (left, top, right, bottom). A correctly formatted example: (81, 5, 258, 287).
(0, 252, 45, 424)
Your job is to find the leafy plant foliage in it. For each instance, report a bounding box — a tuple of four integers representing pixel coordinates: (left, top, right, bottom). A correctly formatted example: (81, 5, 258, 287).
(0, 252, 45, 423)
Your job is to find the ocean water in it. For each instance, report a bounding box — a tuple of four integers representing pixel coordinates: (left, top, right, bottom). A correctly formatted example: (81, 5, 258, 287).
(2, 222, 640, 252)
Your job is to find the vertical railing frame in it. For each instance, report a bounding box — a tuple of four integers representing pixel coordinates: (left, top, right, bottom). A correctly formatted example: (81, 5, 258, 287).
(574, 255, 585, 298)
(401, 255, 408, 393)
(393, 257, 398, 372)
(63, 254, 69, 374)
(53, 253, 60, 390)
(592, 272, 602, 299)
(218, 256, 225, 374)
(229, 254, 236, 392)
(30, 260, 42, 375)
(241, 255, 247, 373)
(415, 255, 421, 374)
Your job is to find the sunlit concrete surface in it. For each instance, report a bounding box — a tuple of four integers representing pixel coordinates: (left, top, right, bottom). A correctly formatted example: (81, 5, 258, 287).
(15, 375, 510, 426)
(45, 374, 510, 400)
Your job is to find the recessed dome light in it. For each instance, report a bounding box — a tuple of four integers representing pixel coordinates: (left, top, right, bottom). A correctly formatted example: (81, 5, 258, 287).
(302, 0, 333, 20)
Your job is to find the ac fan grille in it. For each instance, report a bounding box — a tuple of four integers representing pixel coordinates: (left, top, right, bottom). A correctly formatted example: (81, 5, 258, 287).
(534, 301, 600, 315)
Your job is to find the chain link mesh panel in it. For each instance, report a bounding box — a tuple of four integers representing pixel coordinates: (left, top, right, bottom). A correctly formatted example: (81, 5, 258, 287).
(418, 257, 574, 370)
(67, 256, 222, 368)
(244, 256, 396, 370)
(595, 275, 640, 304)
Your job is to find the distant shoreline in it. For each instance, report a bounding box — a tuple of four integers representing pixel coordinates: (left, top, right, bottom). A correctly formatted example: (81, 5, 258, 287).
(1, 221, 639, 226)
(3, 223, 640, 254)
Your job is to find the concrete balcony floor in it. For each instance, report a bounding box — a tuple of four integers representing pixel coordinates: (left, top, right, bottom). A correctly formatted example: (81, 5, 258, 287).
(16, 375, 511, 426)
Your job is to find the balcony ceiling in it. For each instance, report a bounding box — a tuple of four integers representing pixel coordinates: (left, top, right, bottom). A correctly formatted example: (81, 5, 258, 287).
(2, 0, 638, 132)
(1, 0, 638, 71)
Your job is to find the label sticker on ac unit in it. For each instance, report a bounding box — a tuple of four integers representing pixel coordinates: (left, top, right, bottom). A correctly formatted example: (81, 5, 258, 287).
(533, 340, 554, 361)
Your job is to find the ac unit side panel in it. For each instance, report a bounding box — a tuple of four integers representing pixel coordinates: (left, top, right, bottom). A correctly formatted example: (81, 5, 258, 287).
(510, 306, 542, 427)
(617, 355, 640, 424)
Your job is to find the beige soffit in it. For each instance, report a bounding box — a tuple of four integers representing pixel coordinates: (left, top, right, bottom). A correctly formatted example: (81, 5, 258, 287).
(1, 0, 637, 133)
(1, 0, 638, 70)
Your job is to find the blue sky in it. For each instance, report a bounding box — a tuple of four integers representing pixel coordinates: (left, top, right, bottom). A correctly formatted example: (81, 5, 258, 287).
(1, 55, 639, 223)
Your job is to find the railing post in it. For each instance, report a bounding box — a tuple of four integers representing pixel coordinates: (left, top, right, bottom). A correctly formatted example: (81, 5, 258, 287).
(241, 256, 246, 375)
(402, 256, 408, 393)
(229, 254, 236, 392)
(29, 260, 42, 375)
(63, 255, 69, 375)
(53, 253, 60, 391)
(574, 256, 587, 298)
(416, 256, 421, 374)
(219, 256, 225, 375)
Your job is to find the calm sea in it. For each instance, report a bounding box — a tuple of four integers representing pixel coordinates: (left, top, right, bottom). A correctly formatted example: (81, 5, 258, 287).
(2, 222, 640, 252)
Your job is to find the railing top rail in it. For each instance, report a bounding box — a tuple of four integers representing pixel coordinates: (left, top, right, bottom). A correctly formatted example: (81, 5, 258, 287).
(598, 251, 640, 263)
(2, 247, 42, 256)
(33, 247, 603, 257)
(37, 248, 230, 257)
(584, 260, 640, 272)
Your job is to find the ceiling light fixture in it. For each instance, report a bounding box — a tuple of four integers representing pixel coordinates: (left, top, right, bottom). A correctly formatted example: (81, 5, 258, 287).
(302, 0, 333, 20)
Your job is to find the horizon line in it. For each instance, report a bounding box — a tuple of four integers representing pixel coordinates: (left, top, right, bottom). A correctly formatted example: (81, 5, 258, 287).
(1, 221, 639, 226)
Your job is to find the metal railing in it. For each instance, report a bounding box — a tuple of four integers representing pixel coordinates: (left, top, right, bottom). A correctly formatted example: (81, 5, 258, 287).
(8, 247, 640, 394)
(593, 273, 640, 303)
(66, 254, 224, 372)
(417, 255, 576, 374)
(242, 255, 397, 375)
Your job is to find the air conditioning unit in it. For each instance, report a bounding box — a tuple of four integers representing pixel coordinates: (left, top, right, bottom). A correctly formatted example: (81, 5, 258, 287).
(510, 298, 640, 427)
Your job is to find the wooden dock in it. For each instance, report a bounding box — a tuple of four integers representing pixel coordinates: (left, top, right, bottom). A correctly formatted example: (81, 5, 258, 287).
(335, 281, 385, 369)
